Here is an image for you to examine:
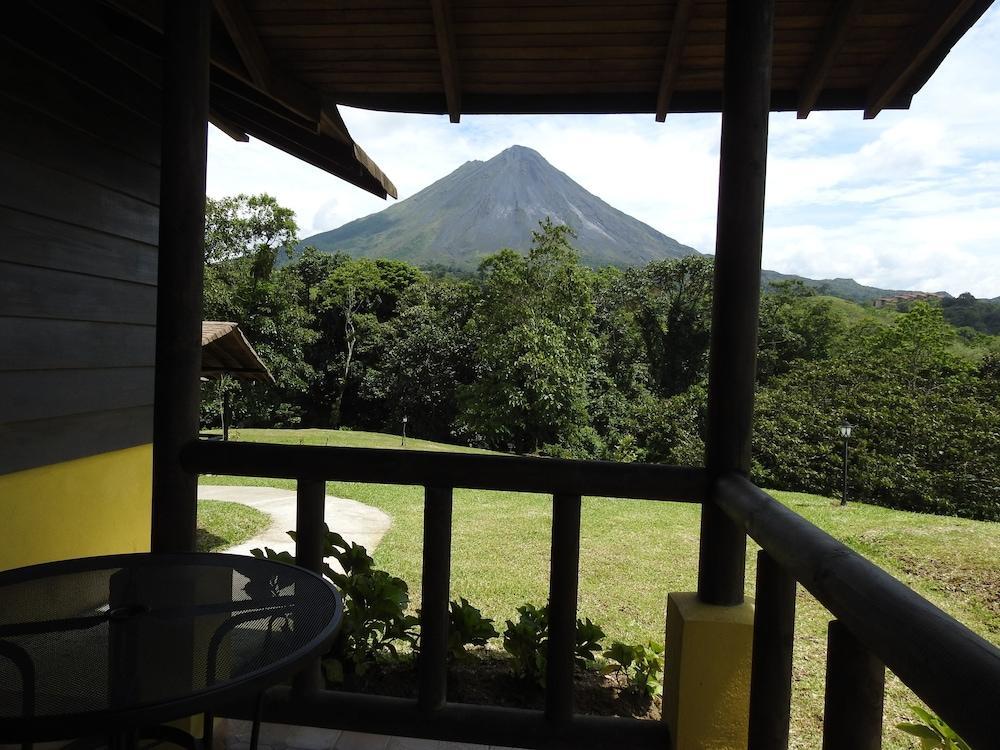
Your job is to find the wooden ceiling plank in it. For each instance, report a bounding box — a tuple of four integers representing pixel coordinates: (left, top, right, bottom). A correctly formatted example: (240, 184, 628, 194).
(797, 0, 864, 119)
(864, 0, 980, 119)
(655, 0, 694, 122)
(214, 0, 272, 89)
(430, 0, 462, 122)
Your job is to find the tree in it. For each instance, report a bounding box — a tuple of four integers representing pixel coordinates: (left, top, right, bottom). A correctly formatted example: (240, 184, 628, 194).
(632, 255, 714, 397)
(458, 220, 596, 453)
(201, 194, 316, 427)
(314, 258, 427, 426)
(753, 303, 1000, 520)
(757, 281, 843, 383)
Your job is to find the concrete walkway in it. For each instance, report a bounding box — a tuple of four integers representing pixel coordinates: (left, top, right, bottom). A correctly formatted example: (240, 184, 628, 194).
(198, 485, 392, 558)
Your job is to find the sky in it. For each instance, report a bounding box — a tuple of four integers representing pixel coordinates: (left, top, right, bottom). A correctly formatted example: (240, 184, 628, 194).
(207, 7, 1000, 298)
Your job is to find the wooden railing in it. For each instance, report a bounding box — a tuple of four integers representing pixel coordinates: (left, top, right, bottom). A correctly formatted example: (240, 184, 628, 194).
(183, 440, 703, 749)
(182, 441, 1000, 750)
(717, 475, 1000, 750)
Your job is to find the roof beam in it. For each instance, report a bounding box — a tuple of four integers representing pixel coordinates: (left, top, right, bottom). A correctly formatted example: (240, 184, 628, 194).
(865, 0, 980, 119)
(655, 0, 694, 122)
(213, 0, 270, 90)
(797, 0, 864, 119)
(209, 112, 250, 141)
(430, 0, 462, 123)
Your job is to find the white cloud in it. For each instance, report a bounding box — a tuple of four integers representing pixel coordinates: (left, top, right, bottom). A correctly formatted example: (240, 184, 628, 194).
(207, 6, 1000, 297)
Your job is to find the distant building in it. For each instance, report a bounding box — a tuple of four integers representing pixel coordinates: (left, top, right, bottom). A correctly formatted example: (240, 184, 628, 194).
(872, 291, 948, 308)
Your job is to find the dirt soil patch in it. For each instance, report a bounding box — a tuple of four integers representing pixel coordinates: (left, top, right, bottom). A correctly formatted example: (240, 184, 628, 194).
(329, 650, 662, 720)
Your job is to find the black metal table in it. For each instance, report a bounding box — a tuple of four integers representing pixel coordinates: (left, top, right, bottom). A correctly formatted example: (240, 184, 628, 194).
(0, 552, 343, 746)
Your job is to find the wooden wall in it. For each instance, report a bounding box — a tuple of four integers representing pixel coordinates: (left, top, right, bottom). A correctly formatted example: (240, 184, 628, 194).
(0, 3, 161, 475)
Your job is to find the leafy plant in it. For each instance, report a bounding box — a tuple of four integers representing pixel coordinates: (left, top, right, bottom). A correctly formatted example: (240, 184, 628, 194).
(501, 604, 606, 686)
(602, 641, 664, 698)
(251, 524, 418, 682)
(446, 597, 499, 661)
(897, 706, 971, 750)
(503, 603, 548, 684)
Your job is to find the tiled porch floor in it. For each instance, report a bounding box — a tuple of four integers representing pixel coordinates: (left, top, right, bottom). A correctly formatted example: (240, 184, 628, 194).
(216, 719, 521, 750)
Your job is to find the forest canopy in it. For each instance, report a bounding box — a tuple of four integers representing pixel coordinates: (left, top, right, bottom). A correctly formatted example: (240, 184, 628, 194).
(202, 195, 1000, 521)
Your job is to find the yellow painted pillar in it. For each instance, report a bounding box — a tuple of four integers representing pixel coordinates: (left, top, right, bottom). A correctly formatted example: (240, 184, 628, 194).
(663, 592, 755, 750)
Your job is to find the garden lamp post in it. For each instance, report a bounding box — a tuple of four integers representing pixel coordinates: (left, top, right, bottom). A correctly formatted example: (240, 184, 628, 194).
(402, 414, 408, 447)
(839, 421, 854, 506)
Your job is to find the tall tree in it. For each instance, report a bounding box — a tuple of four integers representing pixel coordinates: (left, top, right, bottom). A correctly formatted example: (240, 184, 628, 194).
(458, 220, 596, 453)
(201, 194, 316, 426)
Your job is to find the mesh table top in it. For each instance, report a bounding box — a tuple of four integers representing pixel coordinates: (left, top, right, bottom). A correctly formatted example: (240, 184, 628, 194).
(0, 552, 343, 742)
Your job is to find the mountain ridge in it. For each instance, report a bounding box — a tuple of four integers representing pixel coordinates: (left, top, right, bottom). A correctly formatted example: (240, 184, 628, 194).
(300, 145, 969, 304)
(300, 145, 697, 268)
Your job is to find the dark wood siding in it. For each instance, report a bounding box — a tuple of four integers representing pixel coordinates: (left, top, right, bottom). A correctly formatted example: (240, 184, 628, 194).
(0, 5, 160, 475)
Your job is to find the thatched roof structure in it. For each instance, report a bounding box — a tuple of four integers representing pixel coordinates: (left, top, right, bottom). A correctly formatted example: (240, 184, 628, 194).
(201, 321, 274, 383)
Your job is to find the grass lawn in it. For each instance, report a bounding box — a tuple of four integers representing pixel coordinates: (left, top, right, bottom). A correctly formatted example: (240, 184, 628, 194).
(199, 427, 999, 749)
(195, 499, 271, 552)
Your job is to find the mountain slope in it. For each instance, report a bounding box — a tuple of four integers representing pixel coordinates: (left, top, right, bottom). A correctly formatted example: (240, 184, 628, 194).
(301, 145, 697, 269)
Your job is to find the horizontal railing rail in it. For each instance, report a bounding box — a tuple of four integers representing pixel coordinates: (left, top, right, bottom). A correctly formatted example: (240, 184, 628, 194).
(187, 440, 1000, 749)
(182, 439, 707, 502)
(718, 473, 1000, 750)
(185, 439, 701, 750)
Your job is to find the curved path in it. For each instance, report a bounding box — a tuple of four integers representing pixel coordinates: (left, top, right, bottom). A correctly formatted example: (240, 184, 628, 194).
(198, 484, 392, 559)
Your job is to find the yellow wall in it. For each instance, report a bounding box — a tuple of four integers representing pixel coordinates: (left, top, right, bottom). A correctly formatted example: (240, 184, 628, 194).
(0, 444, 152, 571)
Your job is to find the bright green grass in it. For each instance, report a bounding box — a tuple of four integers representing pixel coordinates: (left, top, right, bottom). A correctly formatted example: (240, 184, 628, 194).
(195, 499, 270, 552)
(206, 427, 499, 454)
(198, 428, 999, 749)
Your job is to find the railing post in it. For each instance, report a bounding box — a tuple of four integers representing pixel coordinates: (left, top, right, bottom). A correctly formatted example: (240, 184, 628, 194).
(698, 0, 775, 606)
(294, 478, 326, 692)
(545, 493, 582, 723)
(419, 486, 453, 711)
(748, 550, 797, 750)
(822, 620, 885, 750)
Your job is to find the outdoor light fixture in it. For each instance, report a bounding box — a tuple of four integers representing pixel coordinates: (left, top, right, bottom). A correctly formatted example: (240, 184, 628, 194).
(402, 415, 408, 447)
(839, 421, 854, 506)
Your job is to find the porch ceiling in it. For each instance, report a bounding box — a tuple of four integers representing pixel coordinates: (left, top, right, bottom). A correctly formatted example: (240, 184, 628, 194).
(96, 0, 993, 188)
(239, 0, 990, 121)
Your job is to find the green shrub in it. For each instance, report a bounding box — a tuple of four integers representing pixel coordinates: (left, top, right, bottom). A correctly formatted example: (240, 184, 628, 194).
(251, 524, 418, 682)
(446, 597, 499, 661)
(501, 603, 606, 686)
(602, 641, 664, 698)
(897, 706, 970, 750)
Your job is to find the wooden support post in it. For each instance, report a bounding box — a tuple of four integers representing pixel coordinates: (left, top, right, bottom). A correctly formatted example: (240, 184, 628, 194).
(293, 478, 327, 692)
(545, 493, 582, 723)
(748, 551, 797, 750)
(822, 620, 885, 750)
(698, 0, 774, 605)
(151, 0, 211, 553)
(419, 486, 454, 711)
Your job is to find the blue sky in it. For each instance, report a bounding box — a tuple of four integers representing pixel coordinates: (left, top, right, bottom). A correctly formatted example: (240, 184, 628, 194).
(208, 7, 999, 298)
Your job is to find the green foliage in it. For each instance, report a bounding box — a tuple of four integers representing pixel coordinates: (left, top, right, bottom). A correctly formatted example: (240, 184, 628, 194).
(503, 603, 548, 684)
(458, 220, 595, 453)
(201, 194, 316, 427)
(602, 641, 664, 698)
(754, 303, 1000, 520)
(897, 705, 971, 750)
(202, 195, 1000, 521)
(250, 524, 418, 681)
(501, 603, 605, 686)
(446, 597, 499, 661)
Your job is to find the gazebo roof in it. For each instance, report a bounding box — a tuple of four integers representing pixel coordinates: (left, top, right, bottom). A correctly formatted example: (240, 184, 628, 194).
(201, 321, 275, 383)
(100, 0, 993, 185)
